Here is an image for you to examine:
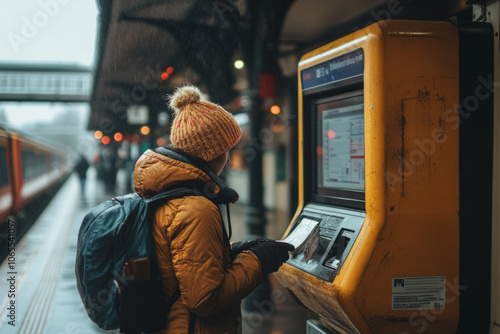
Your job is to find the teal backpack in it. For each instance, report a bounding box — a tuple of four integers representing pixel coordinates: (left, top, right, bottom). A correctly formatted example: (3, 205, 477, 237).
(75, 187, 201, 333)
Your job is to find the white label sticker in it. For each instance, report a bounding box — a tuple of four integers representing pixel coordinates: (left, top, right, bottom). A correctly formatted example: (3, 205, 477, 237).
(392, 276, 446, 310)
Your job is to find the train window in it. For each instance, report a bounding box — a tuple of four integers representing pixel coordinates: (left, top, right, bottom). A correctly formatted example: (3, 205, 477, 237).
(52, 153, 61, 169)
(0, 146, 8, 187)
(21, 150, 48, 180)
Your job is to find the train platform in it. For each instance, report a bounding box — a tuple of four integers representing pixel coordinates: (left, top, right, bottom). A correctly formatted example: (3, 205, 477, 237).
(0, 168, 318, 334)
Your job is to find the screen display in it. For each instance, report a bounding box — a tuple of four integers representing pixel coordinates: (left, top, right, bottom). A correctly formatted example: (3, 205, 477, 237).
(316, 93, 365, 197)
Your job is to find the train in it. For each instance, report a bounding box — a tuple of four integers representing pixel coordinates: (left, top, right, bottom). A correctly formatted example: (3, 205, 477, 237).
(0, 126, 72, 225)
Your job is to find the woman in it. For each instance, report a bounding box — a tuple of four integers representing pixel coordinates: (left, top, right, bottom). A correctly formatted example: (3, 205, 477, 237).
(133, 85, 294, 334)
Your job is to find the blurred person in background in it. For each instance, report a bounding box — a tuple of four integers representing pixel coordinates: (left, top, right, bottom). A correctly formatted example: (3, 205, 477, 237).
(101, 146, 117, 193)
(75, 154, 90, 196)
(118, 144, 135, 193)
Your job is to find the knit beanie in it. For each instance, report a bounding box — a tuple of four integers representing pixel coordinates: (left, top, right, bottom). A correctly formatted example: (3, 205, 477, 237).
(168, 85, 242, 162)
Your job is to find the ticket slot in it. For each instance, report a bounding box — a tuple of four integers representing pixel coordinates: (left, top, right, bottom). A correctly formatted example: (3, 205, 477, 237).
(285, 204, 364, 282)
(323, 229, 354, 271)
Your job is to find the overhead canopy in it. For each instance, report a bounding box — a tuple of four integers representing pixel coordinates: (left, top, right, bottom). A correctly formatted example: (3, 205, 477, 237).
(90, 0, 245, 133)
(89, 0, 469, 133)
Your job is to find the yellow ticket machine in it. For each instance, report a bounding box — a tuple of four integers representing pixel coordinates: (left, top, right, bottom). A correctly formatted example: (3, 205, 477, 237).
(276, 20, 493, 333)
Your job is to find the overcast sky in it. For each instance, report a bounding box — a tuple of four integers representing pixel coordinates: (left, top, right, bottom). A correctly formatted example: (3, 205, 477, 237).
(0, 0, 99, 65)
(0, 0, 99, 126)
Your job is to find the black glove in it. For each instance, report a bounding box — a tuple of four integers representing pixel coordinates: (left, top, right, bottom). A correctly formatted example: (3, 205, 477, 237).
(231, 239, 272, 261)
(249, 241, 295, 274)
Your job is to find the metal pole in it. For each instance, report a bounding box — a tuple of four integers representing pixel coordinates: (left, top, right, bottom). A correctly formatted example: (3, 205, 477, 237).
(242, 0, 271, 313)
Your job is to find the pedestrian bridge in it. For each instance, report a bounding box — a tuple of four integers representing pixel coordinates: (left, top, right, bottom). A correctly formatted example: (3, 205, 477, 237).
(0, 63, 92, 103)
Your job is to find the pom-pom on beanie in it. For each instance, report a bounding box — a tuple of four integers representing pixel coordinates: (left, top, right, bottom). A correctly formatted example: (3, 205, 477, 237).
(168, 85, 242, 162)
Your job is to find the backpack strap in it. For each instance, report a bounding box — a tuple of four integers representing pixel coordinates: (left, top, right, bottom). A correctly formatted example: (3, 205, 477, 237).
(167, 287, 181, 311)
(144, 187, 202, 206)
(188, 311, 196, 334)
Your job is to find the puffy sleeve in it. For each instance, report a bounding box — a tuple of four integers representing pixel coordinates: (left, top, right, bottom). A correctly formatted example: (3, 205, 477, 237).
(169, 197, 262, 317)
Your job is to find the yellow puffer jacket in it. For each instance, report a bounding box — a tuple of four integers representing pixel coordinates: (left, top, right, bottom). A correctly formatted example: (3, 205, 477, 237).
(134, 149, 262, 334)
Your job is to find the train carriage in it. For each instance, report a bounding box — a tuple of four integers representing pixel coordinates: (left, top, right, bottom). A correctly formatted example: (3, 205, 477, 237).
(0, 128, 14, 223)
(0, 126, 71, 225)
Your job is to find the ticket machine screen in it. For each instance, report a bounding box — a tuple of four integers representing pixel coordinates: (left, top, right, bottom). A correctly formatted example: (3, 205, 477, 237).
(314, 92, 364, 207)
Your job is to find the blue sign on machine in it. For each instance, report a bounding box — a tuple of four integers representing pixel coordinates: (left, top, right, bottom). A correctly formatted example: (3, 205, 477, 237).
(301, 48, 364, 91)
